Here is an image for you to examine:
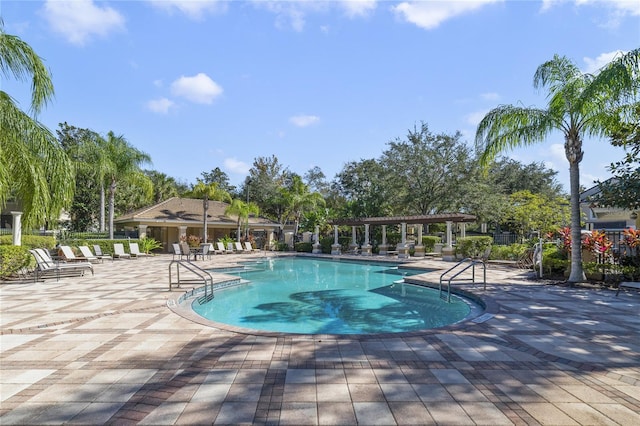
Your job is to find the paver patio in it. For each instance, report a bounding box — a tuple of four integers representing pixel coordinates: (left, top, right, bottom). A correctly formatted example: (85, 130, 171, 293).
(1, 253, 639, 425)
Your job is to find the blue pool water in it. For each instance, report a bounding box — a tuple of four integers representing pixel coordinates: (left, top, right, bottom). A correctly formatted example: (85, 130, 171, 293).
(193, 257, 478, 334)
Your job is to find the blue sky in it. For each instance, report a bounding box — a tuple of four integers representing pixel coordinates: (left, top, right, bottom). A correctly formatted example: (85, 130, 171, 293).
(3, 0, 639, 192)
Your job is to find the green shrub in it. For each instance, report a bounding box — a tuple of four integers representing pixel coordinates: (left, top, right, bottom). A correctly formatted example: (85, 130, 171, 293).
(320, 236, 334, 254)
(275, 242, 289, 251)
(455, 236, 493, 258)
(421, 236, 441, 252)
(0, 245, 34, 279)
(489, 243, 529, 260)
(138, 237, 162, 254)
(294, 242, 313, 252)
(0, 235, 56, 249)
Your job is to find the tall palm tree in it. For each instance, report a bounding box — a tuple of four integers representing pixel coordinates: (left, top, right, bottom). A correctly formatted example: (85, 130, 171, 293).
(190, 181, 231, 243)
(475, 50, 639, 283)
(0, 19, 74, 228)
(281, 175, 326, 236)
(225, 199, 260, 242)
(102, 131, 152, 239)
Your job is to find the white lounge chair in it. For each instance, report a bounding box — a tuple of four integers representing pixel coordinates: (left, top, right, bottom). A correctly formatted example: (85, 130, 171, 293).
(93, 245, 113, 262)
(113, 243, 132, 260)
(129, 242, 150, 258)
(235, 242, 247, 253)
(59, 245, 91, 262)
(244, 241, 258, 252)
(78, 246, 101, 263)
(217, 242, 232, 254)
(30, 249, 93, 281)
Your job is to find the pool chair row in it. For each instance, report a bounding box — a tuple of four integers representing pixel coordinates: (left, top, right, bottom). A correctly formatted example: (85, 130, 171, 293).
(172, 241, 259, 261)
(29, 248, 94, 282)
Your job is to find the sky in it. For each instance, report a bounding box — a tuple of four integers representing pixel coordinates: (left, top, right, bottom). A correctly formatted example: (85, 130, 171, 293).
(3, 0, 639, 193)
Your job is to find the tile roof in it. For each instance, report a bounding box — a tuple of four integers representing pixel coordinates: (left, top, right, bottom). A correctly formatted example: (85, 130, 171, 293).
(114, 197, 278, 227)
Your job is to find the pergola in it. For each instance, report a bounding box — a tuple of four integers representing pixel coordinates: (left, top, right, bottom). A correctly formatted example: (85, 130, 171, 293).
(320, 213, 477, 258)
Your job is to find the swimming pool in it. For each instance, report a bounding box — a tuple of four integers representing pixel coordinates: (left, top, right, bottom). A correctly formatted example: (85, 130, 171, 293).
(193, 257, 481, 335)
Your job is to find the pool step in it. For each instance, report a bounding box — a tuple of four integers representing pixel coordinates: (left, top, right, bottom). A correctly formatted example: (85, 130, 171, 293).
(198, 292, 214, 304)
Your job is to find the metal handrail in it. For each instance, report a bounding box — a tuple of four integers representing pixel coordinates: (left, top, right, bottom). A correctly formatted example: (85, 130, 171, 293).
(169, 260, 216, 302)
(439, 258, 487, 302)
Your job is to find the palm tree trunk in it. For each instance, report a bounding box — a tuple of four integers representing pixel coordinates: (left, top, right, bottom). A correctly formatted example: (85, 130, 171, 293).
(99, 181, 105, 232)
(567, 154, 585, 283)
(108, 179, 116, 240)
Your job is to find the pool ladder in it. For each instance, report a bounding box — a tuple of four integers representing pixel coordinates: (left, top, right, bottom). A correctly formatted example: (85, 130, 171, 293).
(169, 260, 215, 304)
(439, 258, 486, 302)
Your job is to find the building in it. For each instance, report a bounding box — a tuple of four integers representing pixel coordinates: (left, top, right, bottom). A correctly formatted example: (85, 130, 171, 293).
(580, 181, 638, 231)
(113, 197, 281, 252)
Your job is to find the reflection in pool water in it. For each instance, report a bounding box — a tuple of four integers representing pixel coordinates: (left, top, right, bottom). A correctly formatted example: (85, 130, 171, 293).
(193, 257, 480, 334)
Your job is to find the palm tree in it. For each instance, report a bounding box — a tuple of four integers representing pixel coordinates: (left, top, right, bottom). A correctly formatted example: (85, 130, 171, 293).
(281, 175, 326, 236)
(102, 131, 152, 239)
(225, 199, 260, 242)
(0, 19, 74, 228)
(475, 50, 639, 283)
(190, 181, 231, 243)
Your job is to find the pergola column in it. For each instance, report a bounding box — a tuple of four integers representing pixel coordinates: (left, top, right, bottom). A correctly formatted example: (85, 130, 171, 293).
(460, 223, 466, 239)
(178, 225, 187, 242)
(331, 225, 341, 255)
(11, 211, 22, 246)
(361, 223, 372, 256)
(414, 224, 425, 257)
(349, 226, 358, 252)
(379, 225, 389, 255)
(442, 220, 456, 261)
(398, 222, 410, 259)
(312, 225, 321, 254)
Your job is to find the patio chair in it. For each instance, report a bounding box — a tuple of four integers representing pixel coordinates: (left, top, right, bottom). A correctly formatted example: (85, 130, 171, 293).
(244, 241, 258, 253)
(195, 243, 213, 260)
(129, 242, 150, 259)
(179, 242, 194, 261)
(217, 242, 232, 254)
(78, 246, 102, 263)
(30, 249, 93, 281)
(59, 245, 91, 262)
(227, 242, 238, 254)
(93, 245, 113, 262)
(235, 242, 248, 253)
(113, 243, 132, 260)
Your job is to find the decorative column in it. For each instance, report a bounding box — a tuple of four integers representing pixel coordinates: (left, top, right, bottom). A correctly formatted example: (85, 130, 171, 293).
(312, 225, 321, 254)
(348, 226, 359, 253)
(379, 225, 389, 255)
(414, 224, 425, 257)
(460, 223, 466, 239)
(398, 222, 410, 259)
(331, 225, 341, 255)
(11, 211, 22, 246)
(138, 224, 148, 239)
(361, 223, 372, 256)
(442, 220, 456, 261)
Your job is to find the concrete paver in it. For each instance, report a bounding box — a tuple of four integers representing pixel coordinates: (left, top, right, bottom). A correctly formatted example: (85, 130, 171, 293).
(1, 253, 639, 425)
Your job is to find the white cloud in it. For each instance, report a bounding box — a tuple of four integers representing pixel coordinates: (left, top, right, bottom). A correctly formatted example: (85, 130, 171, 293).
(224, 158, 250, 175)
(339, 0, 377, 18)
(146, 0, 227, 20)
(481, 92, 500, 101)
(147, 97, 175, 114)
(583, 50, 627, 74)
(41, 0, 125, 45)
(540, 0, 639, 27)
(391, 0, 502, 30)
(290, 114, 320, 127)
(170, 73, 223, 104)
(466, 109, 489, 126)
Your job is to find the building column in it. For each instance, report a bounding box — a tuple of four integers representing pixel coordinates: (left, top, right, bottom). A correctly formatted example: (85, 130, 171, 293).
(331, 225, 341, 255)
(11, 211, 22, 246)
(398, 222, 410, 259)
(138, 224, 148, 239)
(178, 225, 187, 242)
(349, 226, 359, 253)
(379, 225, 389, 255)
(362, 223, 372, 256)
(460, 223, 466, 239)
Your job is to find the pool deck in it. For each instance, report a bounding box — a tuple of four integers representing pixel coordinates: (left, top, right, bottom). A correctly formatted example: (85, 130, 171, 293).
(1, 252, 639, 425)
